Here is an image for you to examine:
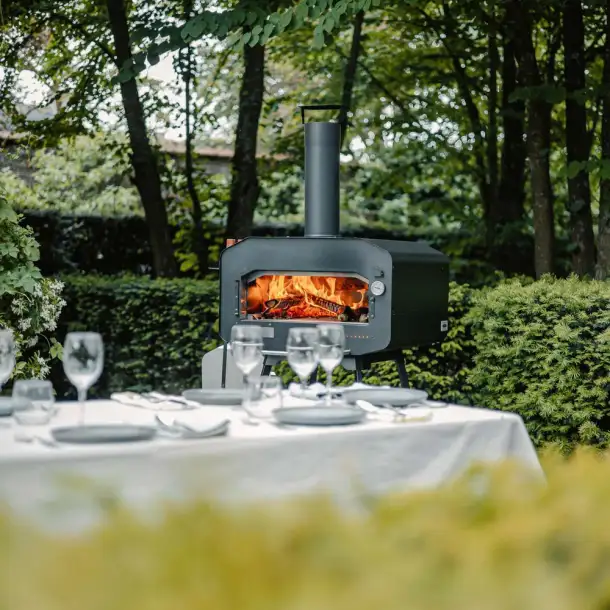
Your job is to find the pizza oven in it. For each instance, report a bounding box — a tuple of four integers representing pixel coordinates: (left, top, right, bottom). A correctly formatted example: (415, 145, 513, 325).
(219, 105, 449, 385)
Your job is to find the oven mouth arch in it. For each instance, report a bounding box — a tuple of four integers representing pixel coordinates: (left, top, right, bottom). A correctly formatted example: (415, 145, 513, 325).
(242, 270, 370, 324)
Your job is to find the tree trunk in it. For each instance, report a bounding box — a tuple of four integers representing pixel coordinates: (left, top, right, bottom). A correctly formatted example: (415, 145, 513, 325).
(506, 0, 555, 277)
(105, 0, 177, 277)
(597, 0, 610, 279)
(486, 0, 499, 247)
(563, 0, 595, 277)
(225, 43, 265, 240)
(182, 0, 208, 275)
(338, 10, 365, 150)
(498, 37, 526, 226)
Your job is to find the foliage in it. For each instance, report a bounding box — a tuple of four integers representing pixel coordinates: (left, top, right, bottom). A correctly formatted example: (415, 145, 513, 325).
(52, 274, 220, 398)
(0, 195, 64, 381)
(467, 276, 610, 454)
(0, 135, 141, 216)
(9, 451, 610, 609)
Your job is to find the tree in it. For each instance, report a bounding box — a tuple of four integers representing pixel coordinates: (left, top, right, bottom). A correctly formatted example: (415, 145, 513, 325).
(505, 0, 556, 278)
(563, 0, 595, 277)
(0, 0, 178, 277)
(598, 0, 610, 280)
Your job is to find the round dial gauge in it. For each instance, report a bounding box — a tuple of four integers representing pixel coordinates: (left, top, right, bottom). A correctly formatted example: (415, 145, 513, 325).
(370, 280, 386, 296)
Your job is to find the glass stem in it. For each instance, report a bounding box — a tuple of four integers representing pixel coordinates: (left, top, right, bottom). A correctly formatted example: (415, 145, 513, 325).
(325, 368, 333, 406)
(77, 388, 87, 425)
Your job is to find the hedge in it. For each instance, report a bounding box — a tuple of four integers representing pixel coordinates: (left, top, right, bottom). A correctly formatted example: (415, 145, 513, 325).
(468, 276, 610, 453)
(54, 274, 610, 452)
(51, 275, 220, 398)
(4, 450, 610, 610)
(21, 209, 543, 284)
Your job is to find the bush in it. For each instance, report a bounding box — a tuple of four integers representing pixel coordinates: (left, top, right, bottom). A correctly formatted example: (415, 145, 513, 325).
(467, 276, 610, 453)
(52, 275, 220, 398)
(6, 450, 610, 610)
(0, 197, 64, 382)
(21, 208, 507, 284)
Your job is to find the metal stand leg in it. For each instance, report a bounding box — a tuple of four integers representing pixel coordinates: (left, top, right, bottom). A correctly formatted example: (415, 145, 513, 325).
(395, 356, 409, 388)
(261, 356, 273, 377)
(221, 342, 228, 389)
(355, 358, 364, 383)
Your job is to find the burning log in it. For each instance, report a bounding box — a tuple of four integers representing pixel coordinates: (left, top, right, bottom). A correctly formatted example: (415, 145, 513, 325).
(262, 297, 304, 318)
(308, 294, 347, 316)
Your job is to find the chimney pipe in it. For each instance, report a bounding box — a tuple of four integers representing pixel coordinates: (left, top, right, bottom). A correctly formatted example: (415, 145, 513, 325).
(300, 105, 343, 237)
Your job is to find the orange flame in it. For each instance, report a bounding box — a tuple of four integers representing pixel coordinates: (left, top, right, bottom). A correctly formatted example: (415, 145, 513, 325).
(246, 275, 368, 321)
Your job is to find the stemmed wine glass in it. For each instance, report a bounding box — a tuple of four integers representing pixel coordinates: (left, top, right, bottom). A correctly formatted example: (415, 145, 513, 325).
(63, 332, 104, 425)
(315, 324, 346, 406)
(286, 327, 319, 392)
(230, 325, 264, 388)
(0, 330, 16, 392)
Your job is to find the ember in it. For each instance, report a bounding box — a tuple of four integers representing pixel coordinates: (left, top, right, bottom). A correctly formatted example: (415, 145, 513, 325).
(246, 274, 369, 322)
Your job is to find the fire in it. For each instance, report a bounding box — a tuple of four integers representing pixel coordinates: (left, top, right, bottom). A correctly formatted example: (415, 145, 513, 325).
(245, 274, 369, 322)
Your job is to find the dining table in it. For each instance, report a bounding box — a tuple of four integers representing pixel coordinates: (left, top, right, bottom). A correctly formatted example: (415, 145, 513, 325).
(0, 394, 542, 533)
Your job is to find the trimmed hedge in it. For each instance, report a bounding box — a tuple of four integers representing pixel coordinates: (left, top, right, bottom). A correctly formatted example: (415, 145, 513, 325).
(5, 451, 610, 610)
(52, 275, 220, 398)
(23, 209, 531, 284)
(54, 274, 610, 453)
(468, 276, 610, 453)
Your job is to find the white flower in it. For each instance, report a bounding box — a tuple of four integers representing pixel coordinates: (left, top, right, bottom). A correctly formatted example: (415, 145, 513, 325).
(11, 299, 25, 315)
(27, 337, 38, 348)
(18, 318, 31, 331)
(38, 363, 50, 378)
(36, 354, 46, 366)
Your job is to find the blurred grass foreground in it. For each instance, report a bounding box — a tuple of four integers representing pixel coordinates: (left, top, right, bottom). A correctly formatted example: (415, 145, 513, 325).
(2, 450, 610, 610)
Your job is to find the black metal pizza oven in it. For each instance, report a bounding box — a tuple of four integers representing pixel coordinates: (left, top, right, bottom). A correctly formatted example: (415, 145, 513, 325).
(219, 105, 449, 384)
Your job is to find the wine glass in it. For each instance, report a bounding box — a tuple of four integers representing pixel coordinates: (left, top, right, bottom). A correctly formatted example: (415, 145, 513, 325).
(315, 324, 346, 406)
(286, 327, 319, 392)
(0, 329, 15, 392)
(230, 325, 264, 387)
(12, 380, 55, 425)
(242, 375, 283, 423)
(63, 332, 104, 425)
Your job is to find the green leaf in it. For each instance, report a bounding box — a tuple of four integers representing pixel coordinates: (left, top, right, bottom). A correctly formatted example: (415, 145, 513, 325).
(312, 26, 325, 49)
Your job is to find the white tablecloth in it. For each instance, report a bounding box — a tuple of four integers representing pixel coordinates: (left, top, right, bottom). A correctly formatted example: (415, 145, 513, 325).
(0, 399, 541, 532)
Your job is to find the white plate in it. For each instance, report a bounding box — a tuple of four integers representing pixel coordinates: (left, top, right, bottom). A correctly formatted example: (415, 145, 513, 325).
(51, 424, 157, 444)
(341, 388, 428, 407)
(273, 405, 366, 427)
(182, 389, 244, 406)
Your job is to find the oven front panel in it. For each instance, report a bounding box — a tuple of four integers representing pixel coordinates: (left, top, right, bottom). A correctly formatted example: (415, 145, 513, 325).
(219, 237, 392, 356)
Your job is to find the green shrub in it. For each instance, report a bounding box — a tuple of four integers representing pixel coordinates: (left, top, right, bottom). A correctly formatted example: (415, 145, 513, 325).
(6, 450, 610, 610)
(0, 196, 64, 382)
(53, 275, 220, 397)
(467, 276, 610, 453)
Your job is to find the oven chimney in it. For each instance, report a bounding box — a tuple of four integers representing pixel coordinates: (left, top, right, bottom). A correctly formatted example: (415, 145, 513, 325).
(300, 105, 343, 237)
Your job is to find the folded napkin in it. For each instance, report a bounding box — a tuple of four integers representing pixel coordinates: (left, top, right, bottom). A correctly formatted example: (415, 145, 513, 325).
(156, 414, 230, 439)
(111, 392, 189, 411)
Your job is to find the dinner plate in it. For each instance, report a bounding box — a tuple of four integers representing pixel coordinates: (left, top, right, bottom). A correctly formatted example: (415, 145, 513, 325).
(51, 424, 158, 444)
(182, 389, 244, 406)
(341, 387, 428, 407)
(273, 405, 366, 427)
(0, 397, 32, 417)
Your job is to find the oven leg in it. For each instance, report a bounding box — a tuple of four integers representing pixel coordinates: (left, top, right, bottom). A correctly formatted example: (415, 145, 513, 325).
(261, 356, 273, 377)
(221, 342, 228, 389)
(355, 358, 364, 383)
(395, 355, 409, 388)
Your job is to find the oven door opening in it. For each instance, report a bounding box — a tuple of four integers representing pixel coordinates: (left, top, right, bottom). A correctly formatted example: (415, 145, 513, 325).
(243, 272, 369, 323)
